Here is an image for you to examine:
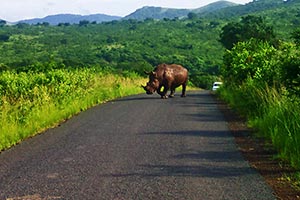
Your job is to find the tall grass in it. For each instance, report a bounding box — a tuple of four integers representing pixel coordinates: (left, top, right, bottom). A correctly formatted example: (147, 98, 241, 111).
(0, 68, 146, 151)
(250, 87, 300, 168)
(218, 84, 300, 169)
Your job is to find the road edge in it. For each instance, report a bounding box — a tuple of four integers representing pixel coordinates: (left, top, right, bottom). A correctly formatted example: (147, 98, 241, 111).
(213, 93, 300, 200)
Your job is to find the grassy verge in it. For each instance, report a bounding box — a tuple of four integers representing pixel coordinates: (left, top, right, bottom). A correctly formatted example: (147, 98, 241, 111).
(218, 84, 300, 170)
(249, 87, 300, 168)
(0, 68, 146, 151)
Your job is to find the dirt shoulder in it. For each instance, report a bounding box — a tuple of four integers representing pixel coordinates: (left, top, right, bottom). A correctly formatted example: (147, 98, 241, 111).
(214, 94, 300, 200)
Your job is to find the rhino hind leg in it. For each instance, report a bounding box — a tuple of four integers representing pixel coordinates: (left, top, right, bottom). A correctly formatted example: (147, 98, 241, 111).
(181, 83, 187, 97)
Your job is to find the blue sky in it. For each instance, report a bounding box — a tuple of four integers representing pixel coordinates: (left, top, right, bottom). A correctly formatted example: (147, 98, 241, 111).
(0, 0, 252, 22)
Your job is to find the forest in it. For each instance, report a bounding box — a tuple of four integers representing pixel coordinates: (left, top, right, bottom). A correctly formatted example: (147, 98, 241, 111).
(0, 1, 299, 86)
(0, 0, 300, 183)
(0, 18, 224, 88)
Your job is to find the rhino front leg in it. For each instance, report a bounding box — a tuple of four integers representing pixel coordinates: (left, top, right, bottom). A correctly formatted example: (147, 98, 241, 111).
(157, 86, 167, 99)
(157, 86, 163, 96)
(160, 86, 169, 99)
(169, 87, 175, 98)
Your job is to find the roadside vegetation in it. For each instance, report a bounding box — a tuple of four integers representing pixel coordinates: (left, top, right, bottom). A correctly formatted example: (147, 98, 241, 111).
(218, 15, 300, 184)
(0, 68, 146, 151)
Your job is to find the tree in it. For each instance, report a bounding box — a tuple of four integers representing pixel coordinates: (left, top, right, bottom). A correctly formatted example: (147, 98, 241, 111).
(222, 39, 279, 86)
(187, 12, 197, 20)
(278, 42, 300, 96)
(291, 29, 300, 45)
(220, 15, 278, 49)
(0, 20, 6, 27)
(0, 34, 10, 42)
(79, 20, 90, 26)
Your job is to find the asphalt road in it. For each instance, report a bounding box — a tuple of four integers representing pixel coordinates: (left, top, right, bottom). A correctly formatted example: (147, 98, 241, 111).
(0, 90, 276, 200)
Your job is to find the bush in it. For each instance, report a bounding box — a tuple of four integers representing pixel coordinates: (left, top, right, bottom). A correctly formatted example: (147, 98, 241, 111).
(277, 43, 300, 97)
(222, 39, 279, 87)
(0, 34, 10, 42)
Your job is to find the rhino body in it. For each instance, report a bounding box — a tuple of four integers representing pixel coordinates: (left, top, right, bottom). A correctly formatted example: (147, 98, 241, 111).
(142, 63, 188, 99)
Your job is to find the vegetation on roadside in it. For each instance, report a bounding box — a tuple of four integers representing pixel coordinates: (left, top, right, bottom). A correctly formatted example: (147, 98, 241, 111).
(218, 15, 300, 174)
(0, 68, 146, 151)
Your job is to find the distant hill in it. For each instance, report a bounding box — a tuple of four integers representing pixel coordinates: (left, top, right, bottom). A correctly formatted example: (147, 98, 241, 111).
(18, 14, 121, 25)
(13, 0, 292, 25)
(12, 1, 239, 25)
(202, 0, 298, 18)
(193, 1, 238, 15)
(123, 7, 190, 20)
(123, 1, 239, 20)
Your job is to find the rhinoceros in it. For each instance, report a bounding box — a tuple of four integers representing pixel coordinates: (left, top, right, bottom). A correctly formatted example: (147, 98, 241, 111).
(142, 63, 188, 99)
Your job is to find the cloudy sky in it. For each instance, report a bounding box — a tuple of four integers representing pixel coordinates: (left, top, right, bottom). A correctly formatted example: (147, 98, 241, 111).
(1, 0, 252, 22)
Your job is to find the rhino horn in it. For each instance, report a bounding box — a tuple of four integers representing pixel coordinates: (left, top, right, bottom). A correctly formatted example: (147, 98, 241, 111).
(144, 71, 152, 75)
(144, 70, 157, 75)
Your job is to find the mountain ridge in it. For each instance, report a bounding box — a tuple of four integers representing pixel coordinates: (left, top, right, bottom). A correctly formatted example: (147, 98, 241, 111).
(17, 14, 121, 25)
(124, 1, 239, 20)
(5, 1, 239, 25)
(123, 6, 190, 20)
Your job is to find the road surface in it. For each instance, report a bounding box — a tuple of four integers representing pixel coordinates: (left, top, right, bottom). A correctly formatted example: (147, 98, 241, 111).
(0, 90, 276, 200)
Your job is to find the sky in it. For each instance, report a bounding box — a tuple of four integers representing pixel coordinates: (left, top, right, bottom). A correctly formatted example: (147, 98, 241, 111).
(0, 0, 252, 22)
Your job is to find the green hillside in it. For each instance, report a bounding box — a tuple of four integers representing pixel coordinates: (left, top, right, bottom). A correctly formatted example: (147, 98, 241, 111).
(0, 1, 298, 86)
(204, 0, 300, 38)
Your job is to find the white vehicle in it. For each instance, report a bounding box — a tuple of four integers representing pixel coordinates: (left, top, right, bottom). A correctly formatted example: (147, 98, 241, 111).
(212, 82, 223, 91)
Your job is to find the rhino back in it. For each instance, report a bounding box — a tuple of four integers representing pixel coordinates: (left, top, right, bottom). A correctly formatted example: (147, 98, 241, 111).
(162, 64, 188, 84)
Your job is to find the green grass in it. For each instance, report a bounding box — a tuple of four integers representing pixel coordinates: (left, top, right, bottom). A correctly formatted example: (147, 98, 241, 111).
(0, 68, 147, 151)
(249, 87, 300, 168)
(218, 84, 300, 170)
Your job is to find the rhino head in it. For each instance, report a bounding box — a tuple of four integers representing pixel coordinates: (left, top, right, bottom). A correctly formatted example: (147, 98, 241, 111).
(142, 71, 160, 95)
